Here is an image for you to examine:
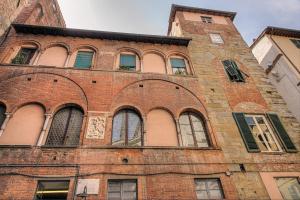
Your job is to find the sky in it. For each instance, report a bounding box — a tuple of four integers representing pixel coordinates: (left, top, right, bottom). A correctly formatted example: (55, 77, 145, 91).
(58, 0, 300, 46)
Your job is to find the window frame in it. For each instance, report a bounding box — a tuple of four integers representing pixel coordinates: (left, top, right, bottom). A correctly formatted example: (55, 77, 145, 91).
(244, 114, 283, 153)
(170, 57, 188, 75)
(201, 16, 213, 24)
(179, 112, 211, 148)
(34, 180, 70, 200)
(119, 53, 137, 71)
(111, 109, 143, 146)
(222, 60, 245, 82)
(74, 50, 94, 69)
(45, 106, 84, 147)
(107, 179, 138, 200)
(11, 47, 37, 65)
(194, 178, 225, 200)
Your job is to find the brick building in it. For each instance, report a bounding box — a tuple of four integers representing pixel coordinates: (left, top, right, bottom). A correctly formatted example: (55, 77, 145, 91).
(0, 3, 299, 200)
(0, 0, 65, 37)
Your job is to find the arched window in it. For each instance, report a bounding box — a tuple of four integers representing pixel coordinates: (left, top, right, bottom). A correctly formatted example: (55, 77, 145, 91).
(0, 104, 45, 145)
(46, 106, 83, 146)
(169, 55, 191, 75)
(143, 53, 166, 74)
(38, 45, 68, 67)
(179, 112, 209, 147)
(118, 51, 140, 71)
(112, 109, 142, 146)
(0, 104, 6, 128)
(146, 109, 178, 146)
(73, 49, 95, 69)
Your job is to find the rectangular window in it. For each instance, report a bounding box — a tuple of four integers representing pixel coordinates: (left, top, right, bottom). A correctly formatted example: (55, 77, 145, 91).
(222, 60, 245, 82)
(276, 177, 300, 200)
(244, 115, 282, 152)
(290, 39, 300, 48)
(11, 48, 36, 65)
(35, 180, 69, 200)
(171, 58, 187, 75)
(74, 51, 94, 69)
(195, 178, 224, 200)
(108, 180, 137, 200)
(201, 16, 213, 24)
(210, 33, 224, 44)
(120, 54, 136, 71)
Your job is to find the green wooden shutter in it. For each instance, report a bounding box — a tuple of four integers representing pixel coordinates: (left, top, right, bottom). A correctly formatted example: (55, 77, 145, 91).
(232, 113, 260, 152)
(231, 60, 245, 82)
(120, 54, 136, 70)
(267, 113, 297, 152)
(74, 51, 93, 69)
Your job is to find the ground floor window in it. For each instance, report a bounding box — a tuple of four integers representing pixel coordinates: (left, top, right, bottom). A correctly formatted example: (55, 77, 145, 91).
(276, 177, 300, 200)
(35, 180, 70, 200)
(195, 178, 224, 200)
(108, 179, 137, 200)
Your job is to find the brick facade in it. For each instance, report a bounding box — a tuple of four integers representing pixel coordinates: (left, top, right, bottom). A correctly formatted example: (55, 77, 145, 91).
(0, 4, 299, 200)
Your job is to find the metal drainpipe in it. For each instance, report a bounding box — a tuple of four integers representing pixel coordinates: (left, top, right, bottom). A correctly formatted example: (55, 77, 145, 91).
(73, 165, 80, 200)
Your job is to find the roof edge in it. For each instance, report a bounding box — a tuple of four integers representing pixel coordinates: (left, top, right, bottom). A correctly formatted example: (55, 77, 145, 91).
(12, 23, 192, 46)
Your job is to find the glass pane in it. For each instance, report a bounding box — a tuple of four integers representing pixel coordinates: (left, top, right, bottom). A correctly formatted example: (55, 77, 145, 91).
(123, 192, 137, 200)
(207, 180, 220, 190)
(36, 180, 69, 200)
(246, 116, 268, 151)
(109, 182, 121, 192)
(195, 181, 206, 191)
(172, 67, 187, 75)
(108, 192, 121, 200)
(112, 111, 126, 145)
(127, 111, 142, 146)
(120, 54, 136, 68)
(260, 124, 279, 151)
(65, 108, 83, 146)
(195, 131, 209, 147)
(123, 182, 136, 192)
(209, 190, 223, 199)
(196, 190, 209, 200)
(179, 114, 189, 124)
(170, 58, 186, 68)
(276, 178, 300, 200)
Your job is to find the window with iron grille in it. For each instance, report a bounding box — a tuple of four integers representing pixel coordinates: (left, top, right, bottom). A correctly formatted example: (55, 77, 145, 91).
(112, 109, 142, 146)
(35, 180, 70, 200)
(170, 58, 187, 75)
(179, 112, 210, 147)
(0, 104, 6, 128)
(290, 39, 300, 48)
(11, 48, 36, 65)
(201, 16, 213, 24)
(222, 60, 245, 82)
(108, 180, 137, 200)
(74, 51, 94, 69)
(119, 54, 136, 71)
(195, 178, 224, 200)
(45, 106, 83, 146)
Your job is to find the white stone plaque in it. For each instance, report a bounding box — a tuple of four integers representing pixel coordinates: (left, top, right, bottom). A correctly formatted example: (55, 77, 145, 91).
(76, 179, 100, 195)
(86, 116, 106, 139)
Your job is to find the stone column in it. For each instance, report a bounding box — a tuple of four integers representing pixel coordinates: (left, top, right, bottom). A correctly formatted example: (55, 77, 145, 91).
(36, 113, 52, 146)
(0, 113, 12, 137)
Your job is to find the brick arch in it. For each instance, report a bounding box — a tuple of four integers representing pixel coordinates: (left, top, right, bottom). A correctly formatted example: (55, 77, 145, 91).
(110, 79, 208, 119)
(0, 72, 88, 114)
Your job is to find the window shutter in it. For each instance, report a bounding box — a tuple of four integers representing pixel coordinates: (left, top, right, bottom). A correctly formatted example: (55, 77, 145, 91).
(267, 113, 297, 152)
(230, 60, 245, 82)
(120, 55, 136, 67)
(171, 58, 186, 68)
(74, 51, 93, 69)
(0, 105, 6, 127)
(232, 112, 260, 152)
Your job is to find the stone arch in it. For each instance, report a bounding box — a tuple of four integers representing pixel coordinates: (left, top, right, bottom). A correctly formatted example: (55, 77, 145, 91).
(142, 50, 167, 74)
(38, 43, 69, 67)
(145, 107, 178, 146)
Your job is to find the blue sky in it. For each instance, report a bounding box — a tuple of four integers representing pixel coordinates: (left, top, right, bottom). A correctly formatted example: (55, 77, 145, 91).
(58, 0, 300, 45)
